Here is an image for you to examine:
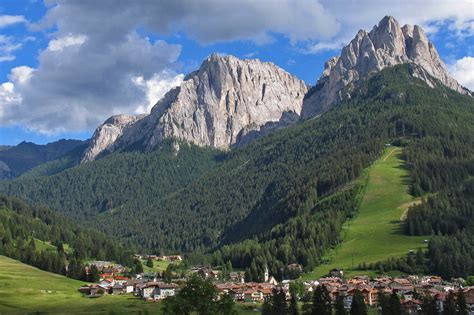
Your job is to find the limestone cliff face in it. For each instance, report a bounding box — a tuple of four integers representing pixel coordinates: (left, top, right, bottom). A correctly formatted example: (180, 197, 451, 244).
(83, 54, 307, 161)
(302, 16, 472, 118)
(81, 114, 143, 162)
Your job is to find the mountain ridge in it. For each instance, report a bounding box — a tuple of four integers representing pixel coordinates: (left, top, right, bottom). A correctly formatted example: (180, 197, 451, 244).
(301, 15, 472, 118)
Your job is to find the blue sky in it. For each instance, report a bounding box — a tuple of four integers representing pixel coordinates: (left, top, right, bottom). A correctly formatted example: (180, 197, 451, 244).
(1, 0, 473, 145)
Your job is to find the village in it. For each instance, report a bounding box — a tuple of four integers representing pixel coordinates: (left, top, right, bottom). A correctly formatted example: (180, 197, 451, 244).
(77, 255, 474, 314)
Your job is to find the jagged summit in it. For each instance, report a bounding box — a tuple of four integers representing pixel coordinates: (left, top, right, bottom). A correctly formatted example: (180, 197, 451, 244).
(82, 54, 307, 162)
(302, 15, 472, 118)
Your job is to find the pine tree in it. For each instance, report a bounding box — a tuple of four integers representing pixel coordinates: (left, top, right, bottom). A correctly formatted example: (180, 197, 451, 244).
(387, 292, 401, 315)
(457, 289, 468, 315)
(272, 288, 288, 315)
(146, 257, 154, 268)
(444, 291, 457, 315)
(289, 291, 299, 315)
(420, 294, 437, 315)
(312, 285, 332, 315)
(89, 264, 100, 282)
(262, 297, 273, 315)
(350, 290, 367, 315)
(335, 295, 347, 315)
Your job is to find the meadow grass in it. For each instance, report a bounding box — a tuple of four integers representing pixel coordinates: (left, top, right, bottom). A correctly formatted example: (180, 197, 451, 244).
(301, 147, 427, 280)
(0, 255, 162, 314)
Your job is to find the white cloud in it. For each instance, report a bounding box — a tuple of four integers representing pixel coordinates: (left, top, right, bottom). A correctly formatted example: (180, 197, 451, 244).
(47, 34, 87, 51)
(0, 82, 21, 120)
(9, 66, 35, 85)
(449, 56, 474, 91)
(0, 15, 26, 28)
(0, 35, 23, 62)
(304, 40, 347, 54)
(3, 0, 474, 135)
(301, 0, 474, 54)
(133, 72, 184, 114)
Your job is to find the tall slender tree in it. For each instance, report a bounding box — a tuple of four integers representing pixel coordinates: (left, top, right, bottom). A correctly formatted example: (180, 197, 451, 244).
(312, 285, 332, 315)
(350, 290, 367, 315)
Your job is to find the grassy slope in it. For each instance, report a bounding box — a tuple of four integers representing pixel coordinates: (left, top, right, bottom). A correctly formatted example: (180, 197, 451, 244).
(141, 259, 171, 273)
(302, 147, 427, 279)
(0, 256, 258, 314)
(0, 255, 162, 314)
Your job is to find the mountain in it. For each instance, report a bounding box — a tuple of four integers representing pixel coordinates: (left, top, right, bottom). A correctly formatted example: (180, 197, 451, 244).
(2, 64, 473, 279)
(81, 114, 144, 162)
(1, 16, 473, 279)
(0, 139, 86, 179)
(302, 15, 472, 118)
(82, 54, 307, 162)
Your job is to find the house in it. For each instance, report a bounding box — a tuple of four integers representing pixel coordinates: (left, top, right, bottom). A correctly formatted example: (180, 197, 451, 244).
(330, 268, 344, 278)
(140, 282, 178, 300)
(112, 284, 124, 295)
(230, 289, 245, 301)
(244, 289, 263, 302)
(229, 272, 245, 283)
(401, 299, 421, 314)
(464, 288, 474, 314)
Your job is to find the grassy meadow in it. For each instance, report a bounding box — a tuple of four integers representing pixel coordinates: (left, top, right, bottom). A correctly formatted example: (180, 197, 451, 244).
(302, 147, 427, 279)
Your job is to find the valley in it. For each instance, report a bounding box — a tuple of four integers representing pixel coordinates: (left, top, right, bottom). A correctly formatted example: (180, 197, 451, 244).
(0, 11, 473, 314)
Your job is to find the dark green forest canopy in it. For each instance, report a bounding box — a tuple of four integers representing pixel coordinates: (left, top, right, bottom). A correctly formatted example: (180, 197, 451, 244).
(0, 195, 133, 277)
(1, 65, 473, 278)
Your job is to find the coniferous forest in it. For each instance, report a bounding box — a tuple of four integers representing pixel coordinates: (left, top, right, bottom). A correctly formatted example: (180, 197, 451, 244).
(1, 64, 473, 279)
(0, 195, 133, 280)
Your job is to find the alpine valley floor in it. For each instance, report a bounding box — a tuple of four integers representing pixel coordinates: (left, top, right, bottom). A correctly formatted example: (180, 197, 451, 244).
(302, 147, 427, 279)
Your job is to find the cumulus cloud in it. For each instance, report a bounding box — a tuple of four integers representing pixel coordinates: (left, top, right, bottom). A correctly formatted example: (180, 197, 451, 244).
(2, 0, 474, 135)
(450, 56, 474, 91)
(1, 0, 341, 134)
(133, 72, 184, 114)
(47, 34, 87, 51)
(302, 0, 474, 54)
(2, 33, 181, 134)
(0, 15, 27, 28)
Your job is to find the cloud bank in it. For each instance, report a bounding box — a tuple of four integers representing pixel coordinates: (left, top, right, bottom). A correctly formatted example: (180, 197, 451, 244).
(1, 0, 473, 135)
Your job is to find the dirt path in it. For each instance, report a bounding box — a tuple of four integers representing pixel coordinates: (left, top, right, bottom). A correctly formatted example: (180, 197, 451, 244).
(383, 148, 397, 161)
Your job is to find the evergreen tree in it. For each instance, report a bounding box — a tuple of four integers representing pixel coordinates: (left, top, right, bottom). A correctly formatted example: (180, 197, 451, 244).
(444, 291, 457, 315)
(335, 295, 347, 315)
(420, 294, 437, 315)
(457, 289, 468, 315)
(289, 291, 299, 315)
(132, 258, 143, 274)
(89, 264, 100, 282)
(262, 297, 273, 315)
(146, 257, 154, 268)
(312, 285, 332, 315)
(350, 290, 367, 315)
(217, 293, 237, 315)
(272, 288, 288, 315)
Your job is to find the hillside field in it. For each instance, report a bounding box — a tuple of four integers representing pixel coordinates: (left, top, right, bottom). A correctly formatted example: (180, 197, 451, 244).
(0, 255, 259, 314)
(302, 147, 427, 279)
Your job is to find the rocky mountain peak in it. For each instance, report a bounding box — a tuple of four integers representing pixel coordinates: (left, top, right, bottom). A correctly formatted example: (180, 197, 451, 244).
(302, 15, 472, 118)
(82, 54, 307, 161)
(81, 114, 144, 163)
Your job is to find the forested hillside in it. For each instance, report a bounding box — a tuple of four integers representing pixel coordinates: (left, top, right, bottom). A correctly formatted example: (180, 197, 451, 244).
(0, 195, 133, 279)
(0, 139, 86, 178)
(1, 64, 473, 279)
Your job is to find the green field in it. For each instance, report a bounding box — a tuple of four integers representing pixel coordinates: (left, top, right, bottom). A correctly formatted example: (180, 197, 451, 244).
(141, 259, 171, 274)
(0, 255, 163, 314)
(0, 255, 260, 314)
(302, 147, 427, 279)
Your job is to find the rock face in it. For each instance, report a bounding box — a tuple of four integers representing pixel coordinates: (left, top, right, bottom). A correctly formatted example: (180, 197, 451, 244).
(302, 16, 472, 118)
(81, 114, 143, 162)
(83, 54, 307, 161)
